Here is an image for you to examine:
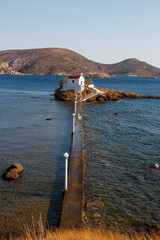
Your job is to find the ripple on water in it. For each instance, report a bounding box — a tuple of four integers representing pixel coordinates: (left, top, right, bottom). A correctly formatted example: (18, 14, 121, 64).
(82, 97, 160, 231)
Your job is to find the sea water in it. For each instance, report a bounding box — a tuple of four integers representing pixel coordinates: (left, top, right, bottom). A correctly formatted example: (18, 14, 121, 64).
(0, 75, 73, 236)
(82, 76, 160, 232)
(0, 75, 159, 235)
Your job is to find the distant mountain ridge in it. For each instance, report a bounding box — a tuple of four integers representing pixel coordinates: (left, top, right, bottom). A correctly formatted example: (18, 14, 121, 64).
(0, 48, 160, 77)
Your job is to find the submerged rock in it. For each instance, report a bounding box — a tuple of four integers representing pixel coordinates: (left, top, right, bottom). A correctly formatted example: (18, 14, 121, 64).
(46, 118, 54, 121)
(113, 112, 119, 116)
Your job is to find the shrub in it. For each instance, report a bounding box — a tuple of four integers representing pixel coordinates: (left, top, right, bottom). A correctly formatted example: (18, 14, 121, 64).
(85, 78, 93, 86)
(59, 77, 68, 86)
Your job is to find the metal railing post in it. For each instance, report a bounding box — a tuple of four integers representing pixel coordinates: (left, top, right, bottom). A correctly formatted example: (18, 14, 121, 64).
(74, 94, 77, 115)
(63, 152, 69, 191)
(72, 113, 75, 134)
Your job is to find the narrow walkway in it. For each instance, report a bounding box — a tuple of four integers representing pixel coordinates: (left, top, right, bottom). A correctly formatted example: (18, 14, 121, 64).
(81, 87, 103, 102)
(60, 106, 84, 229)
(92, 86, 103, 93)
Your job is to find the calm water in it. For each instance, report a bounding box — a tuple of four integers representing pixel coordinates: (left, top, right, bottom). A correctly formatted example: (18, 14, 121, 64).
(0, 75, 73, 236)
(82, 76, 160, 232)
(0, 75, 160, 236)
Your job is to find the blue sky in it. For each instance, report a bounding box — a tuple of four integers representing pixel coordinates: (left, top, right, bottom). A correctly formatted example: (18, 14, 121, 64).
(1, 0, 160, 67)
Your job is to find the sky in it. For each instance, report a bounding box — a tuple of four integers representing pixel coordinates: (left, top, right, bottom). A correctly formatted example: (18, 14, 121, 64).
(1, 0, 160, 68)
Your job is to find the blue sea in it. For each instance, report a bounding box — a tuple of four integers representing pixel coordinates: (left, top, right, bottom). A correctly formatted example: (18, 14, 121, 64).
(0, 75, 73, 236)
(82, 76, 160, 231)
(0, 75, 159, 235)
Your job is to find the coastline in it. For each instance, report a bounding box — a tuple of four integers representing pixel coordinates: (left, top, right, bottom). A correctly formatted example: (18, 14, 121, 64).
(55, 86, 160, 103)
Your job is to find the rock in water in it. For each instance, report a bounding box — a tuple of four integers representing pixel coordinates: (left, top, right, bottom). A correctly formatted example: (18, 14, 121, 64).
(3, 168, 19, 180)
(113, 112, 119, 116)
(7, 163, 24, 173)
(46, 118, 54, 121)
(3, 163, 24, 180)
(155, 163, 160, 168)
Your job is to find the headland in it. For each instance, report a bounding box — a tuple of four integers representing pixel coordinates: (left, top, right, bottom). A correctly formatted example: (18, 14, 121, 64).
(55, 86, 160, 103)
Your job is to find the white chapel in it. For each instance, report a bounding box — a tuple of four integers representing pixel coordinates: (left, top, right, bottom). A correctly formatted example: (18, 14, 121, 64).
(62, 73, 85, 92)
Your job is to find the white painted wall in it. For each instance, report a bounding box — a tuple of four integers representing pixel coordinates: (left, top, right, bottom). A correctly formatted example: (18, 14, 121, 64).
(62, 74, 85, 92)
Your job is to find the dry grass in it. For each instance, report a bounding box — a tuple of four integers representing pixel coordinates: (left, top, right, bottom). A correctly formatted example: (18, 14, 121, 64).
(7, 217, 160, 240)
(47, 228, 159, 240)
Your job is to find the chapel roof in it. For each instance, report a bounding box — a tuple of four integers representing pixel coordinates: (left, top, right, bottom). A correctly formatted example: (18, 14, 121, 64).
(68, 75, 81, 79)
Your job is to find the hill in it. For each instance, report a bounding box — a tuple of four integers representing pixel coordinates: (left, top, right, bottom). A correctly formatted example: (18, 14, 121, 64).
(104, 58, 160, 77)
(0, 61, 21, 75)
(0, 48, 160, 77)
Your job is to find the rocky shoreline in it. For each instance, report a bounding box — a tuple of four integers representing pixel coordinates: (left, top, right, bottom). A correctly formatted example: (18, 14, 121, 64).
(84, 73, 112, 78)
(0, 62, 22, 75)
(55, 86, 160, 103)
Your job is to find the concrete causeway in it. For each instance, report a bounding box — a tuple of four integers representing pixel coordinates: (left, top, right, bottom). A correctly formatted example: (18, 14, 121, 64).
(60, 106, 85, 229)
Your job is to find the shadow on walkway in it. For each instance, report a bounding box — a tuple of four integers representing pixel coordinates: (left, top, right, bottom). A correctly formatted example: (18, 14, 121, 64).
(46, 110, 72, 228)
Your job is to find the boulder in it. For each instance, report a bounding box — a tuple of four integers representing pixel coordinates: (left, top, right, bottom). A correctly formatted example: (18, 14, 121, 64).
(3, 163, 24, 180)
(3, 168, 19, 180)
(96, 95, 107, 102)
(7, 163, 24, 174)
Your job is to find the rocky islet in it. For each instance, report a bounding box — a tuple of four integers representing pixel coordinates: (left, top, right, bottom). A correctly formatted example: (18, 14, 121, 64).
(55, 86, 160, 103)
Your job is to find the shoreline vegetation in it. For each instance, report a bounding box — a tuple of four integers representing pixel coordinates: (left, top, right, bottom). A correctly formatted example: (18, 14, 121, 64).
(4, 217, 160, 240)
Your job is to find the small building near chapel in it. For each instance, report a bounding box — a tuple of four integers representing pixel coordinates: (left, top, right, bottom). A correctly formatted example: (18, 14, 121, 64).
(62, 73, 85, 92)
